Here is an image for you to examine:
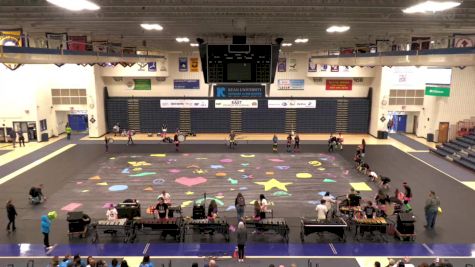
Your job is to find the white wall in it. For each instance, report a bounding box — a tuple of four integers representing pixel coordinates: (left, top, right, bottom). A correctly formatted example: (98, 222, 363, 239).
(369, 67, 383, 136)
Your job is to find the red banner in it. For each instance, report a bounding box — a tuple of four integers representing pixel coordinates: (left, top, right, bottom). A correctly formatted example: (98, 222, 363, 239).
(326, 80, 352, 90)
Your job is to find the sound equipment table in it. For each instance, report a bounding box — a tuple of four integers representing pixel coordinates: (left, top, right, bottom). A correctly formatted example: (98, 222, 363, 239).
(300, 217, 348, 242)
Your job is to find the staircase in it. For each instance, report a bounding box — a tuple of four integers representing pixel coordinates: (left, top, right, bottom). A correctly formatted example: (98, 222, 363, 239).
(335, 99, 349, 133)
(285, 109, 297, 134)
(230, 109, 242, 133)
(127, 99, 140, 131)
(179, 109, 191, 133)
(430, 133, 475, 171)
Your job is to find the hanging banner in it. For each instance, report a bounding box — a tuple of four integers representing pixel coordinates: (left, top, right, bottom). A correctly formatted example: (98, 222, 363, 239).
(68, 36, 87, 51)
(0, 30, 23, 47)
(326, 80, 352, 90)
(308, 58, 317, 72)
(331, 65, 339, 72)
(148, 62, 157, 72)
(174, 79, 200, 89)
(179, 57, 188, 72)
(277, 58, 287, 72)
(288, 58, 297, 72)
(268, 100, 316, 109)
(215, 99, 258, 108)
(214, 84, 265, 98)
(190, 58, 199, 72)
(46, 32, 68, 49)
(160, 99, 209, 108)
(277, 79, 305, 90)
(133, 79, 152, 90)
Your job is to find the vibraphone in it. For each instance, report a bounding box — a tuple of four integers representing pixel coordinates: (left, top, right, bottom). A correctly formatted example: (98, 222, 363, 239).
(132, 217, 184, 242)
(91, 219, 132, 243)
(353, 217, 388, 241)
(244, 217, 289, 242)
(300, 217, 348, 242)
(185, 218, 230, 241)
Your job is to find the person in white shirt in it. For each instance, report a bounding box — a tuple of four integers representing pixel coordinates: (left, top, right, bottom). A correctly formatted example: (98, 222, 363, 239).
(316, 199, 328, 220)
(158, 190, 171, 205)
(259, 194, 268, 219)
(322, 192, 336, 219)
(106, 204, 118, 220)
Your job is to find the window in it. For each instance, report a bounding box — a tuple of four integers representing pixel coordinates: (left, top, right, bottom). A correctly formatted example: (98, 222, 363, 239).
(51, 89, 87, 106)
(388, 89, 424, 106)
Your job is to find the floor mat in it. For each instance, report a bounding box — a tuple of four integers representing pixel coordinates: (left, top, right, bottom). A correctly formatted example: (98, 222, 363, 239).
(389, 133, 430, 151)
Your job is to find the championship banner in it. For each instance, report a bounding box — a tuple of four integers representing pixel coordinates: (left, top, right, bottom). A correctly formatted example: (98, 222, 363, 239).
(453, 34, 475, 48)
(179, 57, 188, 72)
(215, 99, 258, 109)
(148, 62, 157, 72)
(190, 58, 199, 72)
(277, 58, 286, 72)
(68, 36, 87, 51)
(174, 79, 200, 89)
(320, 64, 328, 72)
(326, 80, 352, 90)
(0, 30, 23, 47)
(160, 99, 208, 108)
(331, 65, 339, 72)
(288, 58, 297, 72)
(46, 32, 68, 49)
(268, 100, 316, 109)
(277, 79, 305, 90)
(308, 58, 317, 72)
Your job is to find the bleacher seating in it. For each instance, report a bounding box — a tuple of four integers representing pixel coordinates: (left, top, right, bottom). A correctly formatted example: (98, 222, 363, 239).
(430, 133, 475, 171)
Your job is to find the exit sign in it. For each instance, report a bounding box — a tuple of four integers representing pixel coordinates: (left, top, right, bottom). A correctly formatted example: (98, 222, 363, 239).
(425, 86, 450, 97)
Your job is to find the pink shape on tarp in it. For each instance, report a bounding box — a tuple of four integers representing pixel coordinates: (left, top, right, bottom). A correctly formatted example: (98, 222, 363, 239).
(61, 203, 82, 212)
(183, 154, 190, 156)
(344, 170, 349, 175)
(76, 182, 83, 185)
(103, 202, 114, 208)
(130, 179, 141, 182)
(269, 158, 285, 162)
(220, 158, 233, 163)
(175, 177, 208, 187)
(169, 169, 181, 173)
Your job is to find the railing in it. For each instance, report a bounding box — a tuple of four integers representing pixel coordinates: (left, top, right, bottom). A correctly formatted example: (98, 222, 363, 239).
(457, 120, 475, 137)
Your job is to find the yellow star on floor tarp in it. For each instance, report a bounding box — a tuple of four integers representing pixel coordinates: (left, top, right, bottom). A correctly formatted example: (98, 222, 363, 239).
(255, 178, 292, 192)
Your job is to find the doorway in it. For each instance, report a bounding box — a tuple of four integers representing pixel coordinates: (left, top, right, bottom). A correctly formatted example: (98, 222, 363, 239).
(413, 115, 419, 134)
(13, 121, 36, 142)
(438, 122, 449, 143)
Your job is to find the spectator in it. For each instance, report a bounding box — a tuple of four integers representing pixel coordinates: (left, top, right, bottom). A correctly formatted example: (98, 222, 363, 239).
(65, 124, 72, 140)
(375, 262, 381, 267)
(424, 191, 440, 229)
(191, 263, 198, 267)
(139, 255, 153, 267)
(236, 221, 247, 262)
(207, 259, 217, 267)
(120, 260, 128, 267)
(110, 258, 119, 267)
(235, 192, 246, 221)
(9, 129, 17, 148)
(18, 130, 25, 147)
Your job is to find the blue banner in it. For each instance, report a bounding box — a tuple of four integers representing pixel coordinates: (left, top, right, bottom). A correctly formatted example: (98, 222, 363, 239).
(214, 84, 265, 98)
(178, 57, 188, 72)
(147, 62, 157, 72)
(174, 79, 200, 89)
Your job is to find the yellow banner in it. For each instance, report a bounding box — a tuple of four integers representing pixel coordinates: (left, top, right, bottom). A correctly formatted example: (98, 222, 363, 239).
(0, 30, 22, 47)
(190, 57, 199, 72)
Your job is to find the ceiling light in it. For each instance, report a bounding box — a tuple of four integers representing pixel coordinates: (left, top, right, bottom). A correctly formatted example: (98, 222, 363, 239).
(176, 37, 190, 43)
(403, 1, 461, 14)
(190, 43, 199, 47)
(46, 0, 100, 11)
(140, 24, 163, 31)
(326, 26, 351, 33)
(294, 38, 309, 43)
(281, 43, 293, 47)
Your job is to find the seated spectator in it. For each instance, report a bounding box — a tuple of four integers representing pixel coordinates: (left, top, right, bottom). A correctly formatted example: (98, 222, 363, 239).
(191, 263, 198, 267)
(110, 258, 119, 267)
(139, 255, 153, 267)
(375, 262, 381, 267)
(120, 260, 128, 267)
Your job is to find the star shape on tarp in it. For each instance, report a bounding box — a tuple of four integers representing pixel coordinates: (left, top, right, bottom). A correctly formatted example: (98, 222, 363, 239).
(254, 178, 293, 192)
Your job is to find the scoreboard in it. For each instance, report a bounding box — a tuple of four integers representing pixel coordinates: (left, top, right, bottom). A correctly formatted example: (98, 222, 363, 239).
(199, 44, 280, 84)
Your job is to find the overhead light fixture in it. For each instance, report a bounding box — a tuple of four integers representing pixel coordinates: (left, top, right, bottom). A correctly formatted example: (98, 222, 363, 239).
(326, 26, 351, 33)
(190, 43, 199, 47)
(46, 0, 100, 11)
(403, 1, 461, 14)
(294, 38, 309, 43)
(176, 37, 190, 43)
(281, 43, 293, 47)
(140, 24, 163, 31)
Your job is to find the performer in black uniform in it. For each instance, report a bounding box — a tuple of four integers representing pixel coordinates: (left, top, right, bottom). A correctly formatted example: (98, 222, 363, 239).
(294, 134, 300, 152)
(173, 132, 179, 152)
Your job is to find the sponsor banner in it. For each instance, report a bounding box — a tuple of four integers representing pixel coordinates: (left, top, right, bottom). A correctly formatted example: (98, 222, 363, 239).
(289, 58, 297, 72)
(148, 62, 157, 72)
(268, 100, 316, 109)
(174, 79, 200, 89)
(277, 58, 286, 72)
(190, 58, 199, 72)
(133, 79, 152, 90)
(215, 99, 258, 108)
(326, 79, 352, 90)
(178, 57, 188, 72)
(214, 84, 265, 98)
(425, 85, 450, 97)
(308, 58, 317, 72)
(160, 99, 209, 108)
(277, 79, 305, 90)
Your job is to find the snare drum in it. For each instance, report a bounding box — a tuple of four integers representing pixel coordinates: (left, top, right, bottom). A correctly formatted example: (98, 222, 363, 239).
(178, 134, 185, 142)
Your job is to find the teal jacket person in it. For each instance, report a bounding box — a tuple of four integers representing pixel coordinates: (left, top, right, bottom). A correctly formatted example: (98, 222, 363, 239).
(41, 215, 51, 233)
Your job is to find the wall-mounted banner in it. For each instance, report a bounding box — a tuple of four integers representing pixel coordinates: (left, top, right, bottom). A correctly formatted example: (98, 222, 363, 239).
(46, 32, 68, 49)
(452, 34, 475, 48)
(148, 62, 157, 72)
(268, 100, 316, 109)
(160, 99, 209, 108)
(425, 85, 450, 97)
(277, 79, 305, 90)
(174, 79, 200, 89)
(331, 65, 339, 72)
(326, 79, 353, 90)
(133, 79, 152, 90)
(320, 64, 328, 72)
(277, 58, 286, 72)
(179, 57, 188, 72)
(67, 36, 87, 51)
(289, 58, 297, 72)
(308, 58, 317, 72)
(214, 84, 265, 98)
(215, 99, 258, 108)
(190, 58, 199, 72)
(0, 30, 23, 47)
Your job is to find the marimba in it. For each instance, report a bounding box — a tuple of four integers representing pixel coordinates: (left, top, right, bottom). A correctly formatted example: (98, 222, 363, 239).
(300, 217, 348, 242)
(353, 217, 388, 241)
(185, 218, 230, 241)
(91, 218, 132, 243)
(244, 217, 289, 242)
(132, 217, 184, 242)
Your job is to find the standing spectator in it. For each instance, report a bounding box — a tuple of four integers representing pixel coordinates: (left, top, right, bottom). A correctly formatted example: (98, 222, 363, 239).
(6, 200, 17, 232)
(112, 123, 120, 137)
(236, 221, 247, 262)
(65, 124, 72, 140)
(235, 192, 246, 221)
(18, 130, 25, 147)
(387, 119, 394, 132)
(41, 212, 54, 251)
(424, 191, 440, 229)
(126, 130, 134, 145)
(139, 255, 153, 267)
(9, 129, 17, 148)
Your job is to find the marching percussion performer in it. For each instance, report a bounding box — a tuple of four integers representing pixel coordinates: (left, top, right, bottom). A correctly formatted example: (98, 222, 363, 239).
(106, 204, 118, 220)
(286, 134, 292, 153)
(229, 131, 236, 149)
(294, 134, 300, 152)
(155, 197, 169, 219)
(161, 122, 168, 138)
(173, 132, 180, 152)
(272, 134, 278, 152)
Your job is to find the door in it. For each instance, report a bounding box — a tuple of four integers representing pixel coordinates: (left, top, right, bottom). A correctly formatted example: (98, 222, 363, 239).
(413, 115, 418, 134)
(395, 115, 407, 132)
(68, 115, 88, 131)
(0, 128, 6, 143)
(438, 122, 449, 143)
